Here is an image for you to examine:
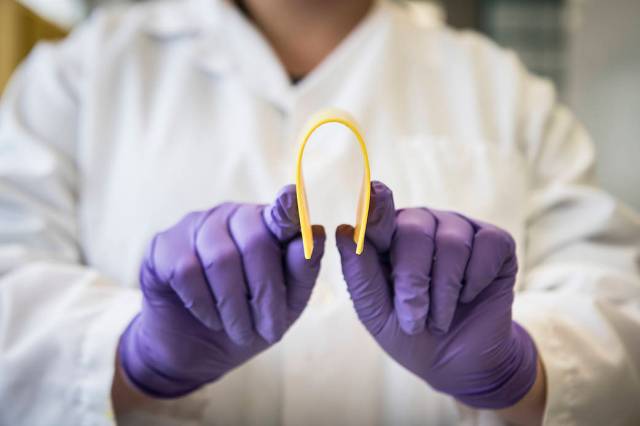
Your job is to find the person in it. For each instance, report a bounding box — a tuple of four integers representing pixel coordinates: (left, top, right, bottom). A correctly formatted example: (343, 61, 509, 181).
(0, 0, 638, 424)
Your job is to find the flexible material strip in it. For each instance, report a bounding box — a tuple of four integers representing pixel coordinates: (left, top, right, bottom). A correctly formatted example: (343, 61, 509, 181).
(295, 108, 371, 260)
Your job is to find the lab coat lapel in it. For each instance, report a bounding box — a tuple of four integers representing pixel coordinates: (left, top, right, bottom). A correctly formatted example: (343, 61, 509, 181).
(142, 0, 294, 109)
(195, 0, 295, 110)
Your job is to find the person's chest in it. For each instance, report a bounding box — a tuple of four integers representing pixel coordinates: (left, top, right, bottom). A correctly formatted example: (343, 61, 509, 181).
(75, 28, 529, 293)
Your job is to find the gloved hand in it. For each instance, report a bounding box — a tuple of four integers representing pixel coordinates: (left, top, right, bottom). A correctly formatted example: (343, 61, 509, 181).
(119, 185, 326, 398)
(336, 181, 538, 409)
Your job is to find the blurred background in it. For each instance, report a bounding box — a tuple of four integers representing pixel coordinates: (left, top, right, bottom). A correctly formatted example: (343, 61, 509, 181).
(2, 0, 638, 210)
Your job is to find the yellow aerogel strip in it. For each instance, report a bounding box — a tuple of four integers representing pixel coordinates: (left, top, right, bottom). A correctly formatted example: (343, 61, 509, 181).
(295, 108, 371, 260)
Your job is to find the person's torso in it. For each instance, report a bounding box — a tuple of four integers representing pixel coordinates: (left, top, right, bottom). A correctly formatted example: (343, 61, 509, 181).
(75, 0, 530, 423)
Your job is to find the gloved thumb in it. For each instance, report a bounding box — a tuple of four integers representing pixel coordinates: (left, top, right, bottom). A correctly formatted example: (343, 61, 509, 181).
(364, 181, 396, 253)
(336, 224, 393, 335)
(263, 184, 301, 243)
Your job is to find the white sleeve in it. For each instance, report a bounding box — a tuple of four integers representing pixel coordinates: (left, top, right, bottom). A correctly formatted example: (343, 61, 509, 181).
(512, 73, 640, 424)
(0, 18, 140, 426)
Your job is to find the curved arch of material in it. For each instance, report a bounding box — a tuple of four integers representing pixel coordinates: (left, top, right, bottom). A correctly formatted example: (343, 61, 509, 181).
(295, 108, 371, 260)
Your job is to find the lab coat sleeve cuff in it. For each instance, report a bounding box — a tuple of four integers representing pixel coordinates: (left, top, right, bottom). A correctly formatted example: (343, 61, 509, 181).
(76, 285, 142, 425)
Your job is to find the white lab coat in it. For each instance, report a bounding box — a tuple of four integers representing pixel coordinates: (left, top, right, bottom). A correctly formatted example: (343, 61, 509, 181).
(1, 0, 639, 424)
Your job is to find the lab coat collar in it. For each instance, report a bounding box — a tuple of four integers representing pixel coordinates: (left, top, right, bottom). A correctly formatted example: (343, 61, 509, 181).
(198, 0, 393, 112)
(140, 0, 435, 112)
(221, 0, 397, 113)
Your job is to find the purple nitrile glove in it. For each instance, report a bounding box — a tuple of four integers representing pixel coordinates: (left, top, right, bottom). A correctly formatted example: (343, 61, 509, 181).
(336, 181, 538, 409)
(119, 185, 326, 398)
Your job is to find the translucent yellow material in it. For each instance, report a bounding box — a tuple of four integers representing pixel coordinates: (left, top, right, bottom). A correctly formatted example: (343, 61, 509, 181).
(295, 108, 371, 260)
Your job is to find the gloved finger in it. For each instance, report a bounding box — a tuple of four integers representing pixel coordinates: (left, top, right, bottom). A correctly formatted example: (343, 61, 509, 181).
(428, 210, 474, 334)
(145, 212, 223, 331)
(229, 204, 287, 344)
(389, 208, 436, 335)
(284, 225, 326, 324)
(336, 224, 392, 336)
(263, 185, 301, 243)
(461, 223, 517, 303)
(364, 181, 396, 253)
(195, 204, 255, 346)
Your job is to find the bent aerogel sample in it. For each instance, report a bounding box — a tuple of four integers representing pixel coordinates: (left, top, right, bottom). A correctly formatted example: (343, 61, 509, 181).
(295, 108, 371, 259)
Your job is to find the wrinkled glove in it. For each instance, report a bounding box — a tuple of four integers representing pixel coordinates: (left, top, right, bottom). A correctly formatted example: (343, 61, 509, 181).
(119, 185, 325, 398)
(336, 181, 537, 409)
